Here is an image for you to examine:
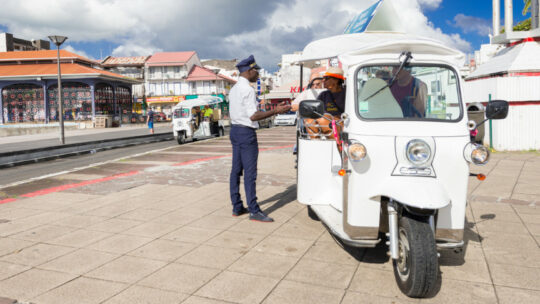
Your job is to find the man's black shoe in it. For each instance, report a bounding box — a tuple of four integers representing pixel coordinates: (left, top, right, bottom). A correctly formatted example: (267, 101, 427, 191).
(232, 207, 248, 217)
(249, 211, 274, 222)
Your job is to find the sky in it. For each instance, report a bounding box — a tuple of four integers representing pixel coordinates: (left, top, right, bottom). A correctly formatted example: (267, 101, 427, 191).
(0, 0, 532, 72)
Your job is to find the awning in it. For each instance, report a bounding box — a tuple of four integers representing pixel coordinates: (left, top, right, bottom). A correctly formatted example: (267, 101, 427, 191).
(147, 96, 186, 104)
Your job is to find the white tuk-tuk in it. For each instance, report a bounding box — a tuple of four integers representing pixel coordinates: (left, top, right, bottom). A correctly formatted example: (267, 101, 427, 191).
(172, 96, 226, 144)
(296, 32, 508, 297)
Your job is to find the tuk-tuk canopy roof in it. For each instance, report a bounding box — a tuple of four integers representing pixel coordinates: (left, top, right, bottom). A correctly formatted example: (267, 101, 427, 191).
(173, 96, 223, 109)
(298, 32, 465, 69)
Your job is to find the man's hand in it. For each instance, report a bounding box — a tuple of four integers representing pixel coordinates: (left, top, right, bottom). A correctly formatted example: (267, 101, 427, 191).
(250, 102, 291, 122)
(274, 102, 291, 114)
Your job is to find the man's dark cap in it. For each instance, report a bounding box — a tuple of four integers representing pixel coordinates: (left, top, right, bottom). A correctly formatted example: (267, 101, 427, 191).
(236, 55, 261, 73)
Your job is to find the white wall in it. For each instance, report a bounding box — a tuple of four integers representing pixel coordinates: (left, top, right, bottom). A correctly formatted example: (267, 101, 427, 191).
(464, 76, 540, 102)
(485, 105, 540, 151)
(464, 76, 540, 151)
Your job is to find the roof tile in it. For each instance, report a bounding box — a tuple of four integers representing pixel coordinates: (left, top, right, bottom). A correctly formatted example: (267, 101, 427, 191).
(146, 51, 196, 64)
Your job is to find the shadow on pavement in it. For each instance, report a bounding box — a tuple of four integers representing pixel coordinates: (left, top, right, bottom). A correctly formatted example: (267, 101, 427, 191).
(259, 184, 297, 215)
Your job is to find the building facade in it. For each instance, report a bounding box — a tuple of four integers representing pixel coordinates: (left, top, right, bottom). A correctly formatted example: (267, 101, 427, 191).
(144, 52, 235, 117)
(0, 33, 50, 52)
(102, 56, 149, 114)
(0, 50, 139, 125)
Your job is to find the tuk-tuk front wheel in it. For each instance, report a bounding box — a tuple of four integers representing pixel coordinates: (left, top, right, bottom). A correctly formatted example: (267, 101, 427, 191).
(393, 214, 438, 298)
(177, 132, 186, 145)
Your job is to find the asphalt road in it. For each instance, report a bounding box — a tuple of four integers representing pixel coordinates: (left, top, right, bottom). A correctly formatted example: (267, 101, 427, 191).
(0, 140, 177, 188)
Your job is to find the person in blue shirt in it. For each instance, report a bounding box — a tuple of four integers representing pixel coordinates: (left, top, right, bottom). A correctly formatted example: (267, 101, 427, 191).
(147, 107, 155, 134)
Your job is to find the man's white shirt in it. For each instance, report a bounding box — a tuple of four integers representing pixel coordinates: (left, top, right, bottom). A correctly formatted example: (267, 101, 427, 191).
(229, 76, 259, 129)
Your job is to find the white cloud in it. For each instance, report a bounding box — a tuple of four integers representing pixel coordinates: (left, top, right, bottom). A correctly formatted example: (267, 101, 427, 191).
(63, 45, 94, 60)
(417, 0, 443, 10)
(0, 0, 472, 70)
(449, 14, 492, 36)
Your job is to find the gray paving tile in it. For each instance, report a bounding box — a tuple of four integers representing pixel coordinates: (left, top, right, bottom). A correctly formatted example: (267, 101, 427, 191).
(228, 250, 298, 279)
(263, 280, 344, 304)
(138, 263, 220, 294)
(32, 277, 127, 304)
(103, 285, 188, 304)
(0, 268, 77, 301)
(195, 270, 279, 304)
(177, 244, 245, 269)
(85, 255, 166, 284)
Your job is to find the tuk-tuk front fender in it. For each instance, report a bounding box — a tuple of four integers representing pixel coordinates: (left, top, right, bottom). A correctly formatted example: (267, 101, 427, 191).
(368, 176, 451, 210)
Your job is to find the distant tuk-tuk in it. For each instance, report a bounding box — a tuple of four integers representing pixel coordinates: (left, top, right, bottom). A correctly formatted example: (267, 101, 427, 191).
(296, 31, 508, 298)
(172, 96, 225, 144)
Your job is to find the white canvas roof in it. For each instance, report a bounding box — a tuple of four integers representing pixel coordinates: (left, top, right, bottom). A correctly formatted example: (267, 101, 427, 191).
(298, 32, 465, 68)
(467, 41, 540, 79)
(173, 96, 223, 109)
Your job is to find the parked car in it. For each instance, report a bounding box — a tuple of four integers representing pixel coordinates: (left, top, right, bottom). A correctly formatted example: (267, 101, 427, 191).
(274, 111, 297, 126)
(154, 112, 167, 122)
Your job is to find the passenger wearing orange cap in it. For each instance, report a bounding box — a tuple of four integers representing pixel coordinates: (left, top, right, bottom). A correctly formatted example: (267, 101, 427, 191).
(318, 67, 346, 116)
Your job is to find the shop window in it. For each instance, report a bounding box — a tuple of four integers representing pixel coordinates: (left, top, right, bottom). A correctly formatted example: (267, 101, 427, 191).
(2, 84, 45, 123)
(47, 82, 92, 121)
(116, 86, 132, 123)
(94, 83, 114, 115)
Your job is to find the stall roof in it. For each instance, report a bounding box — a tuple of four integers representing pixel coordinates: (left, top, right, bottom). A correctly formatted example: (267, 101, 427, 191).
(186, 65, 236, 83)
(146, 51, 196, 66)
(263, 91, 296, 100)
(173, 96, 223, 108)
(298, 32, 465, 68)
(102, 56, 150, 66)
(0, 49, 98, 65)
(0, 63, 140, 84)
(467, 40, 540, 80)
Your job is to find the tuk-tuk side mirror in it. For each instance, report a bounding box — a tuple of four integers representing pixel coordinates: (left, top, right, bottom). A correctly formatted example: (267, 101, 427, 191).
(299, 100, 324, 119)
(485, 100, 509, 120)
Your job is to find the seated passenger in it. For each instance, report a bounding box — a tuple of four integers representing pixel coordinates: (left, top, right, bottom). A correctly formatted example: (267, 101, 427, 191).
(291, 75, 324, 112)
(304, 67, 346, 139)
(389, 66, 427, 118)
(317, 67, 346, 117)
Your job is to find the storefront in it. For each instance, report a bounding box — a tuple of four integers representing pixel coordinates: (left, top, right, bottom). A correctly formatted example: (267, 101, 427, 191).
(146, 95, 186, 119)
(0, 50, 140, 125)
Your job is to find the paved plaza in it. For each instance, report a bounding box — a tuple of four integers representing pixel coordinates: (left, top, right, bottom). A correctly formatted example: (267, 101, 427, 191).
(0, 127, 538, 303)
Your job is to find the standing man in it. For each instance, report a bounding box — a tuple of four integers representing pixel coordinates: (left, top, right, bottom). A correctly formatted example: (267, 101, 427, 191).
(147, 107, 155, 134)
(229, 55, 291, 222)
(202, 105, 213, 121)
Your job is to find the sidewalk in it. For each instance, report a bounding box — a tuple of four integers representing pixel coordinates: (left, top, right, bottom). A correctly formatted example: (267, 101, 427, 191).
(0, 127, 538, 303)
(0, 123, 172, 154)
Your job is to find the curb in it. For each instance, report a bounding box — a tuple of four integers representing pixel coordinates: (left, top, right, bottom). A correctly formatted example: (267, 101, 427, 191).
(0, 132, 174, 169)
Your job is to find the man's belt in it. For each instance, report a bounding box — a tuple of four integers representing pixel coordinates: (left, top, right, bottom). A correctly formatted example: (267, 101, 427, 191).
(231, 124, 257, 130)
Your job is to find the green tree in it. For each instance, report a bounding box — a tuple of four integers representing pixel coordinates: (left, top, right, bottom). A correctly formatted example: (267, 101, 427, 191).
(522, 0, 531, 15)
(501, 0, 532, 32)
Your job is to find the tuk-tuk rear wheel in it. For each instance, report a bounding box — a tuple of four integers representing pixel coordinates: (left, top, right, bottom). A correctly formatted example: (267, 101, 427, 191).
(392, 214, 438, 298)
(177, 132, 186, 145)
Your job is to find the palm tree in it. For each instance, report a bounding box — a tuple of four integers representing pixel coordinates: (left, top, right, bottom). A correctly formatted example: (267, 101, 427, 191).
(522, 0, 531, 16)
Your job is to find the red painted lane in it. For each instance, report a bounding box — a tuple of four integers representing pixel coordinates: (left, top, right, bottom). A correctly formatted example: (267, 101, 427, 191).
(259, 144, 294, 152)
(171, 144, 294, 166)
(172, 155, 231, 167)
(0, 170, 139, 205)
(0, 198, 17, 205)
(1, 144, 295, 205)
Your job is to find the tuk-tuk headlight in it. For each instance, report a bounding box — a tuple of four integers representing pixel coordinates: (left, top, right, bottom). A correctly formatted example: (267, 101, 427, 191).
(406, 139, 431, 167)
(348, 142, 367, 161)
(470, 144, 490, 165)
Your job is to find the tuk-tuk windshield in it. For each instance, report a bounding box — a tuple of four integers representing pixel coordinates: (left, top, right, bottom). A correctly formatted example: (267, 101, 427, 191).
(173, 108, 191, 119)
(356, 65, 461, 121)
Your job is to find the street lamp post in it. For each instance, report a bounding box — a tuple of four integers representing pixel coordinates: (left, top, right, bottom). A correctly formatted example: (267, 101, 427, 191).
(48, 35, 68, 144)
